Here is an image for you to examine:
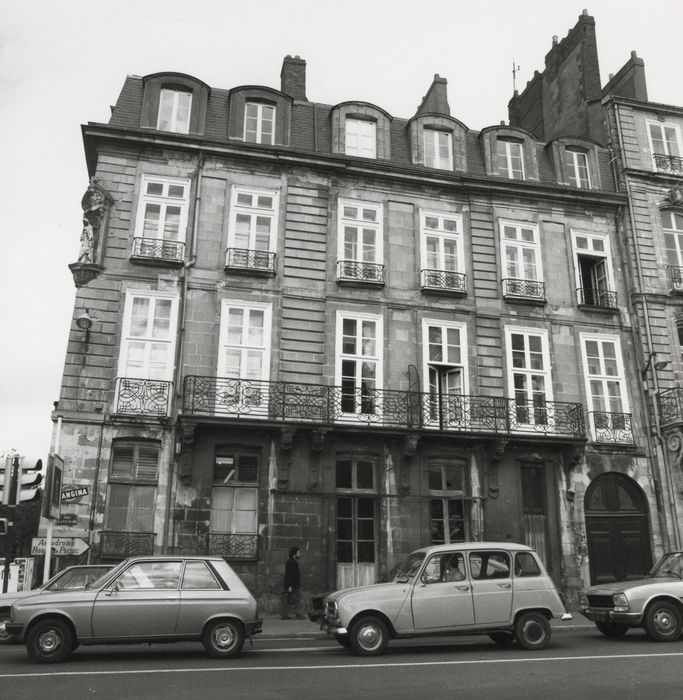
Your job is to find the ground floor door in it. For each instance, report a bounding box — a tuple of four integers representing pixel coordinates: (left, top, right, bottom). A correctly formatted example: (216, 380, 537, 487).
(584, 473, 652, 585)
(336, 495, 376, 589)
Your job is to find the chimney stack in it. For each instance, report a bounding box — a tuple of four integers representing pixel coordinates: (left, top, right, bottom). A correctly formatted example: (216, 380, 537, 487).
(281, 55, 307, 101)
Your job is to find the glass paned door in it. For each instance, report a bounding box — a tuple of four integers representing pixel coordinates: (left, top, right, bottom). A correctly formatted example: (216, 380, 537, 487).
(336, 496, 376, 589)
(509, 332, 549, 427)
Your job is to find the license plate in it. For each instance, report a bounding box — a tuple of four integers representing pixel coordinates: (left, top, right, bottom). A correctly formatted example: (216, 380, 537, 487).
(592, 611, 608, 621)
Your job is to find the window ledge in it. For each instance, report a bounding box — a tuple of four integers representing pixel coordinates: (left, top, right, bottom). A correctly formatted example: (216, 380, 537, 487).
(225, 264, 277, 277)
(421, 286, 467, 297)
(577, 304, 619, 314)
(503, 294, 547, 306)
(130, 254, 184, 268)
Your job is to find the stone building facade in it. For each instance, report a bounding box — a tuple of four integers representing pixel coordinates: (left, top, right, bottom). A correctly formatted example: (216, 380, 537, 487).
(50, 27, 662, 610)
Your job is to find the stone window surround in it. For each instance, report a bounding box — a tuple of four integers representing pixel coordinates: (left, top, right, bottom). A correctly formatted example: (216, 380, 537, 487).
(409, 113, 468, 172)
(140, 72, 210, 135)
(480, 125, 540, 181)
(331, 101, 392, 159)
(227, 86, 292, 146)
(549, 137, 602, 190)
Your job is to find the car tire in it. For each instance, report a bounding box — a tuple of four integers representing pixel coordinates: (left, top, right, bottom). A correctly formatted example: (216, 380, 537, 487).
(489, 631, 515, 646)
(202, 619, 245, 659)
(514, 612, 551, 651)
(0, 609, 13, 644)
(644, 601, 682, 642)
(595, 621, 629, 638)
(335, 633, 352, 648)
(25, 618, 74, 664)
(349, 616, 389, 656)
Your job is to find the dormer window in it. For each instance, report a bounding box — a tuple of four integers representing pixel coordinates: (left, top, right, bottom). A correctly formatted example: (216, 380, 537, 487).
(497, 139, 525, 179)
(244, 102, 275, 144)
(157, 88, 192, 134)
(345, 118, 376, 158)
(565, 147, 591, 188)
(424, 129, 453, 170)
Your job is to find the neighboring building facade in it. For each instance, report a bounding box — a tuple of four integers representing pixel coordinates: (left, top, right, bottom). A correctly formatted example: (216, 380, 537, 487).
(52, 41, 657, 609)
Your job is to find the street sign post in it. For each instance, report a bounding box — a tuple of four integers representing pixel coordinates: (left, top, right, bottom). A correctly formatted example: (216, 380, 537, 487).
(31, 537, 89, 557)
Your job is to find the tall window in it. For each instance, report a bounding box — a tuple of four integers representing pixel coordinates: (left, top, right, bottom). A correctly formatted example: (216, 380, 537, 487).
(581, 334, 629, 440)
(118, 292, 178, 382)
(505, 328, 551, 427)
(157, 88, 192, 134)
(345, 118, 376, 158)
(422, 320, 467, 424)
(424, 129, 453, 169)
(336, 312, 383, 416)
(500, 221, 542, 297)
(678, 324, 683, 363)
(648, 120, 682, 166)
(662, 211, 683, 290)
(565, 147, 591, 188)
(134, 176, 190, 260)
(572, 232, 615, 307)
(337, 199, 383, 281)
(210, 450, 258, 535)
(496, 139, 525, 179)
(521, 464, 548, 566)
(420, 211, 463, 290)
(226, 187, 278, 270)
(244, 102, 275, 144)
(218, 301, 272, 381)
(428, 461, 468, 544)
(105, 441, 159, 532)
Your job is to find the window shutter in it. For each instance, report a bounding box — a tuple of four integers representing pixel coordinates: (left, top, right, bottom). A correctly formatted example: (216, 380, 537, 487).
(111, 445, 135, 477)
(136, 447, 159, 480)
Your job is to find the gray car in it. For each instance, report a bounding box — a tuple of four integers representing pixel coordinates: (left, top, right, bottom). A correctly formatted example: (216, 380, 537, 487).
(0, 564, 113, 643)
(322, 542, 571, 656)
(7, 555, 262, 663)
(579, 551, 683, 641)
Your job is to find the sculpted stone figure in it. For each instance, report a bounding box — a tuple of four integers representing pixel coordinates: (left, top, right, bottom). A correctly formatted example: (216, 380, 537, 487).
(78, 217, 94, 263)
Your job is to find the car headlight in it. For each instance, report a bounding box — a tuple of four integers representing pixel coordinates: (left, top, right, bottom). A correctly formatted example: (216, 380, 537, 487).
(578, 590, 588, 606)
(612, 593, 629, 611)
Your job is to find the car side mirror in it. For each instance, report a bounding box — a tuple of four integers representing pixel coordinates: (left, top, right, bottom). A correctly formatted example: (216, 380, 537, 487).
(105, 582, 120, 596)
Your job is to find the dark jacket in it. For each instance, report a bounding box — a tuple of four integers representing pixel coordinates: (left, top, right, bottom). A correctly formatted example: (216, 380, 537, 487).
(283, 554, 300, 591)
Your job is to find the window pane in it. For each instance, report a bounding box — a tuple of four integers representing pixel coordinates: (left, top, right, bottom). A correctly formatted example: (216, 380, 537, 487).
(336, 460, 353, 488)
(182, 562, 221, 590)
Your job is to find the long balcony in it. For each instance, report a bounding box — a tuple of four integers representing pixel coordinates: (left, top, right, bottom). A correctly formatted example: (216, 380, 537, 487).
(225, 247, 276, 275)
(131, 237, 185, 265)
(577, 287, 618, 309)
(114, 377, 173, 417)
(182, 377, 586, 439)
(658, 387, 683, 427)
(653, 154, 683, 175)
(336, 260, 384, 285)
(420, 269, 466, 295)
(207, 533, 260, 560)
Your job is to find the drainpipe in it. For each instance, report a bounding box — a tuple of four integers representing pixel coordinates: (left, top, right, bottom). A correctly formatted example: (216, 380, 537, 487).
(86, 410, 107, 564)
(613, 102, 681, 549)
(163, 150, 204, 553)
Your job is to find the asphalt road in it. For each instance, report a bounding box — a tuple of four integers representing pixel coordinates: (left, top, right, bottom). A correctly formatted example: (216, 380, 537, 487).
(1, 626, 682, 700)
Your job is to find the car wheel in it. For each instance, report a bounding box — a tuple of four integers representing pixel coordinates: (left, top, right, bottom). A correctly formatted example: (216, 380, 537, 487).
(25, 618, 74, 664)
(0, 610, 13, 644)
(202, 619, 245, 659)
(489, 631, 515, 646)
(335, 633, 352, 648)
(645, 601, 682, 642)
(514, 612, 551, 651)
(349, 616, 389, 656)
(595, 621, 629, 638)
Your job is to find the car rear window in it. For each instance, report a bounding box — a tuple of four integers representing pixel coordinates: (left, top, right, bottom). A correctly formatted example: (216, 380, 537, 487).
(514, 552, 542, 577)
(182, 561, 222, 590)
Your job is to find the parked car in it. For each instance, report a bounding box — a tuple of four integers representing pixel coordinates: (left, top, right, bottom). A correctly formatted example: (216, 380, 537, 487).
(0, 564, 113, 644)
(579, 550, 683, 641)
(321, 542, 571, 656)
(6, 555, 262, 663)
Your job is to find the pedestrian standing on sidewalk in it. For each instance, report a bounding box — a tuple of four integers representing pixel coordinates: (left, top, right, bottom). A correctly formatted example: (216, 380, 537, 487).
(281, 546, 305, 619)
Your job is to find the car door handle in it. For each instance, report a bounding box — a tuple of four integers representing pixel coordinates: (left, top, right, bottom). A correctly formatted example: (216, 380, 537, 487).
(497, 583, 511, 589)
(165, 596, 177, 601)
(455, 585, 470, 592)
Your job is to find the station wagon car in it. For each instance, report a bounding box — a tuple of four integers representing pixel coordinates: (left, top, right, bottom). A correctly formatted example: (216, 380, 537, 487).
(322, 542, 571, 656)
(579, 551, 683, 641)
(0, 565, 113, 644)
(7, 556, 262, 663)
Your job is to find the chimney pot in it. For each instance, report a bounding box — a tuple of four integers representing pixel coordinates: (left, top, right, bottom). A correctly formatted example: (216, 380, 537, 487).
(552, 35, 558, 45)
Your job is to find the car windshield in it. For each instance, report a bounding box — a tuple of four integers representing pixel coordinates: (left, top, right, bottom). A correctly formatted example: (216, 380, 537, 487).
(46, 568, 103, 591)
(649, 552, 683, 579)
(393, 552, 426, 581)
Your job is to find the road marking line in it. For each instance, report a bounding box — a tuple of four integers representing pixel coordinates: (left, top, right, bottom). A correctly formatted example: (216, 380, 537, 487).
(2, 651, 683, 679)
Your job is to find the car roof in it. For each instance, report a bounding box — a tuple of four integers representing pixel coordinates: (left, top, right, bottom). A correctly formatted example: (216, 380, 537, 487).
(413, 542, 535, 555)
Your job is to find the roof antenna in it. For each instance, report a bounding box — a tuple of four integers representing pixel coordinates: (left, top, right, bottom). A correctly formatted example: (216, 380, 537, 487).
(512, 61, 521, 92)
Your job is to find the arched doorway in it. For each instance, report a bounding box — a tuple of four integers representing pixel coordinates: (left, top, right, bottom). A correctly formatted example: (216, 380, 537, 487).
(584, 473, 652, 585)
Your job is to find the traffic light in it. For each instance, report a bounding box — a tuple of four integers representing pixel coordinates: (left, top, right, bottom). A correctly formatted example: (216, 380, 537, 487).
(1, 454, 19, 506)
(19, 458, 43, 503)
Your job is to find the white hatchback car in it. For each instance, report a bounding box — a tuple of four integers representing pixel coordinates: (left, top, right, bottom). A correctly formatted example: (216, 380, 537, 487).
(323, 542, 571, 655)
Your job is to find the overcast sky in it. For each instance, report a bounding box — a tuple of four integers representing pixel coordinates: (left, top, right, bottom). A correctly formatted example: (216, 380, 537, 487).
(1, 0, 681, 461)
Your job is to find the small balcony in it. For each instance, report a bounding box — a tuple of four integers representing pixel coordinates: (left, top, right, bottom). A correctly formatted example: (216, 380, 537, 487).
(207, 533, 260, 560)
(336, 260, 384, 286)
(182, 376, 586, 439)
(653, 154, 683, 175)
(225, 248, 276, 276)
(667, 265, 683, 293)
(420, 269, 466, 295)
(502, 278, 546, 303)
(587, 411, 634, 444)
(577, 288, 618, 310)
(130, 237, 185, 266)
(658, 387, 683, 428)
(114, 377, 173, 417)
(100, 530, 155, 558)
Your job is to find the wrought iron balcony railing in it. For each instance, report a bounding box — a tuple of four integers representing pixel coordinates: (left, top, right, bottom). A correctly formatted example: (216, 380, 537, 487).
(114, 377, 173, 417)
(577, 288, 618, 309)
(225, 248, 276, 274)
(207, 533, 260, 560)
(658, 387, 683, 427)
(668, 265, 683, 292)
(182, 376, 586, 438)
(588, 411, 634, 444)
(131, 237, 185, 263)
(653, 153, 683, 175)
(502, 278, 546, 302)
(420, 269, 466, 294)
(337, 259, 384, 284)
(100, 530, 155, 558)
